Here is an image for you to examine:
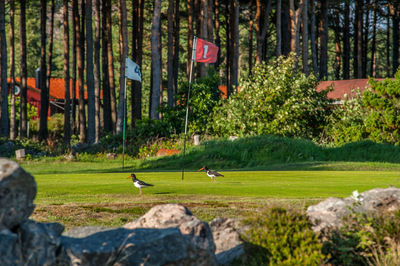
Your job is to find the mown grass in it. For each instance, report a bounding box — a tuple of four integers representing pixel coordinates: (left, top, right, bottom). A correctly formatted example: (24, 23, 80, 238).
(33, 171, 400, 205)
(17, 135, 400, 229)
(30, 170, 400, 229)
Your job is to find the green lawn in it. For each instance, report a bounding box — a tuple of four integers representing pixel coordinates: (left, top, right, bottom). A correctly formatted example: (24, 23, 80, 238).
(20, 159, 400, 229)
(33, 170, 400, 204)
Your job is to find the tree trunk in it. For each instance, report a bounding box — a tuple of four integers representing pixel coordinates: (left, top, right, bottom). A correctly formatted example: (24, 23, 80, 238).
(167, 0, 175, 107)
(310, 0, 318, 77)
(106, 0, 117, 133)
(226, 1, 231, 96)
(282, 1, 291, 56)
(214, 0, 221, 69)
(86, 0, 95, 143)
(356, 0, 363, 78)
(231, 0, 239, 88)
(249, 0, 254, 74)
(101, 0, 111, 133)
(370, 0, 377, 77)
(362, 0, 369, 78)
(94, 0, 101, 141)
(39, 0, 48, 141)
(63, 0, 71, 147)
(319, 0, 328, 80)
(334, 13, 341, 80)
(391, 3, 399, 75)
(342, 1, 350, 79)
(276, 0, 281, 57)
(255, 0, 272, 63)
(20, 0, 28, 137)
(46, 0, 55, 100)
(117, 0, 128, 133)
(173, 0, 180, 94)
(0, 0, 8, 137)
(77, 0, 86, 143)
(131, 0, 143, 126)
(10, 0, 16, 140)
(289, 0, 302, 56)
(187, 0, 194, 78)
(301, 0, 308, 75)
(71, 0, 77, 135)
(150, 0, 162, 120)
(386, 15, 391, 77)
(199, 0, 208, 77)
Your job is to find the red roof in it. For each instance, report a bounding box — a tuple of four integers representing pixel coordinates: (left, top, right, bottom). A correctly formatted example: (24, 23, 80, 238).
(9, 77, 102, 100)
(316, 79, 386, 100)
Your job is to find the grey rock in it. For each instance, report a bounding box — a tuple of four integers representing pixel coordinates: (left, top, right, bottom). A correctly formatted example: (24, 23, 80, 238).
(307, 187, 400, 232)
(0, 158, 36, 229)
(124, 204, 217, 265)
(61, 226, 208, 266)
(0, 227, 24, 266)
(209, 218, 244, 265)
(63, 226, 110, 238)
(18, 220, 64, 266)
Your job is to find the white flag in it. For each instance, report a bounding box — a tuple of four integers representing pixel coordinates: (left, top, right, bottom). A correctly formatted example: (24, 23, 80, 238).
(125, 57, 142, 82)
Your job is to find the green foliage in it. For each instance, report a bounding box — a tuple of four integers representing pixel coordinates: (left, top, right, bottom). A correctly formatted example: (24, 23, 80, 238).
(209, 55, 331, 139)
(100, 118, 178, 156)
(30, 113, 64, 140)
(140, 135, 400, 170)
(362, 75, 400, 144)
(242, 207, 326, 265)
(322, 210, 400, 266)
(160, 70, 221, 134)
(322, 90, 369, 146)
(8, 95, 38, 122)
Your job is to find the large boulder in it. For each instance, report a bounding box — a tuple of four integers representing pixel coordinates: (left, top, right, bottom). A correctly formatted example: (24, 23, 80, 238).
(307, 187, 400, 232)
(61, 226, 212, 266)
(209, 218, 244, 265)
(0, 228, 23, 266)
(0, 158, 36, 229)
(17, 220, 64, 266)
(124, 204, 217, 265)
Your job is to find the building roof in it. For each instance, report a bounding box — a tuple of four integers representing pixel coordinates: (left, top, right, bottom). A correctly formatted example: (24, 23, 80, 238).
(316, 79, 386, 100)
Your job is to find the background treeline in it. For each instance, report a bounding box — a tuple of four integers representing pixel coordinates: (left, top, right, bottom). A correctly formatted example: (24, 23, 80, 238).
(0, 0, 400, 149)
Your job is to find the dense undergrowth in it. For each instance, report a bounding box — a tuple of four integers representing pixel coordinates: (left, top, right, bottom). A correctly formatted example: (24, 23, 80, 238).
(241, 207, 400, 265)
(135, 135, 400, 170)
(3, 134, 400, 171)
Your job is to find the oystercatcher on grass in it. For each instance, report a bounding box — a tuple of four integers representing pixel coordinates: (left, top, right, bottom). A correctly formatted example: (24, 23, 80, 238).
(128, 173, 154, 196)
(198, 166, 224, 182)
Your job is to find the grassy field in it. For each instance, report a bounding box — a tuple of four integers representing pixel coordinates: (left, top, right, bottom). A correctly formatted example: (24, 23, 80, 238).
(25, 163, 400, 230)
(18, 136, 400, 230)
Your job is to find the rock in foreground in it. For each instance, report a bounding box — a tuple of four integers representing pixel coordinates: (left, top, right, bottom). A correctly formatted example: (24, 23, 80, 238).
(0, 158, 36, 229)
(307, 187, 400, 232)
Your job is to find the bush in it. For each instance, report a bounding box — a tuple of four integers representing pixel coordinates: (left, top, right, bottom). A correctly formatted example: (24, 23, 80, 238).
(362, 73, 400, 145)
(242, 207, 326, 265)
(160, 69, 221, 135)
(322, 210, 400, 265)
(322, 90, 369, 146)
(100, 118, 180, 157)
(209, 55, 331, 139)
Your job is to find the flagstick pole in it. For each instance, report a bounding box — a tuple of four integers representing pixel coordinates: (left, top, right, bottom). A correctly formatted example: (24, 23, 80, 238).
(122, 76, 127, 171)
(181, 36, 197, 181)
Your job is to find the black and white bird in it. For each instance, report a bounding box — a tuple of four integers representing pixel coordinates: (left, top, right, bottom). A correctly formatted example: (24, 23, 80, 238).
(128, 173, 154, 196)
(198, 166, 224, 182)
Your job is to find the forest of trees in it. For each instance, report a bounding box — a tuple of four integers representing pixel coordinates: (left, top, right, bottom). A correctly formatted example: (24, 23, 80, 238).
(0, 0, 399, 145)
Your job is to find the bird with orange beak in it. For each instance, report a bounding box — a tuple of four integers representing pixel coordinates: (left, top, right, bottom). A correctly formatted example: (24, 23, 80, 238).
(198, 166, 224, 182)
(127, 173, 154, 196)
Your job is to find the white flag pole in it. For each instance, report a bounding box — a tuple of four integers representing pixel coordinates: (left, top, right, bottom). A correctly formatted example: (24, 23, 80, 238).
(122, 75, 127, 170)
(181, 36, 197, 180)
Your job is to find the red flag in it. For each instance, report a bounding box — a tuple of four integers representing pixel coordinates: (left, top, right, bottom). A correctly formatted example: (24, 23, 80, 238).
(195, 38, 219, 63)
